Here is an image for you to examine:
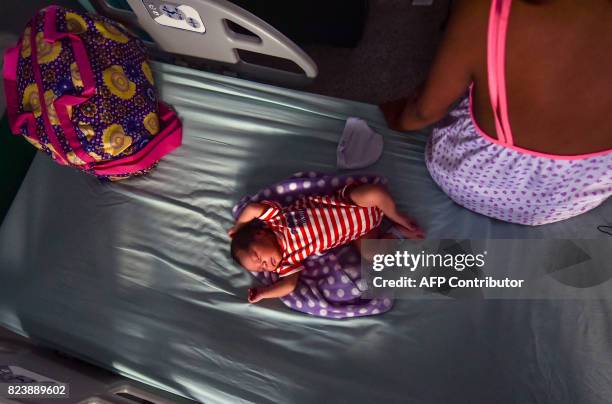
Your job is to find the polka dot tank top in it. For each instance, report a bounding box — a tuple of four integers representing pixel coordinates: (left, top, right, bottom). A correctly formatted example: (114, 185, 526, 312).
(425, 0, 612, 226)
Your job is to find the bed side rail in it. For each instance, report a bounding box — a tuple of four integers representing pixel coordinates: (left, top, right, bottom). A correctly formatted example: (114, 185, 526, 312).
(89, 0, 318, 87)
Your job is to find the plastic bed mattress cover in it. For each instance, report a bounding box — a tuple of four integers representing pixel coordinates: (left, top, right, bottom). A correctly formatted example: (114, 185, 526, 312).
(1, 62, 611, 403)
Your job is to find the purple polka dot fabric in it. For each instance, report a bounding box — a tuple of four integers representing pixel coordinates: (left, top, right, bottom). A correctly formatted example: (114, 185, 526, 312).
(426, 96, 612, 225)
(233, 172, 394, 319)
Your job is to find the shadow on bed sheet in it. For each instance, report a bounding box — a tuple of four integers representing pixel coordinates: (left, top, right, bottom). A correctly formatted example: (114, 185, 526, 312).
(1, 164, 271, 401)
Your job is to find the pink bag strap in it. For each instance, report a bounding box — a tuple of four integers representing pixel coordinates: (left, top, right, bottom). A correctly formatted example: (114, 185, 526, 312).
(30, 10, 69, 165)
(43, 5, 97, 167)
(3, 45, 38, 143)
(91, 102, 183, 176)
(487, 0, 514, 145)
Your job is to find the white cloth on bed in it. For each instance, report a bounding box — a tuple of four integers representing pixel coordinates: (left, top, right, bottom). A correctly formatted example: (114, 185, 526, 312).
(337, 117, 383, 169)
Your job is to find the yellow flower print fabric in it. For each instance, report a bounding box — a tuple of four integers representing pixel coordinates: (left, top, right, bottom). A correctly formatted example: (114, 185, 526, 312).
(65, 12, 88, 34)
(95, 20, 129, 43)
(35, 32, 61, 64)
(142, 61, 154, 85)
(12, 7, 174, 180)
(102, 124, 133, 156)
(143, 112, 160, 135)
(22, 83, 41, 117)
(21, 27, 32, 58)
(70, 62, 83, 88)
(103, 65, 136, 100)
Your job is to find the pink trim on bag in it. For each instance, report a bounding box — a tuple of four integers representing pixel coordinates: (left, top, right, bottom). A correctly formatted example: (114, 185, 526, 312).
(4, 6, 183, 176)
(2, 44, 38, 141)
(44, 5, 95, 166)
(91, 102, 183, 175)
(30, 11, 67, 165)
(54, 95, 93, 169)
(44, 6, 95, 95)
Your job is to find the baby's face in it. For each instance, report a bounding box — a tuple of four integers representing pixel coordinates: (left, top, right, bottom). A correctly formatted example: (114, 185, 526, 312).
(237, 230, 282, 273)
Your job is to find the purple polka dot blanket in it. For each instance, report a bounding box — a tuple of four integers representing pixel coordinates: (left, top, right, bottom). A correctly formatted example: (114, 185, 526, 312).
(232, 172, 394, 319)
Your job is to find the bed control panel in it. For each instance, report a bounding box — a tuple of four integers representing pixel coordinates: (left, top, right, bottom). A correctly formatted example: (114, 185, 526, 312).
(141, 0, 206, 33)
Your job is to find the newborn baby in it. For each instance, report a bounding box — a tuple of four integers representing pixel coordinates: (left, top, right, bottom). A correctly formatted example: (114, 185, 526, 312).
(228, 183, 424, 303)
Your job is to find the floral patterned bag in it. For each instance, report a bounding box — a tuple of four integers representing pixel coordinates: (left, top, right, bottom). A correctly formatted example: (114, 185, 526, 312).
(2, 6, 182, 180)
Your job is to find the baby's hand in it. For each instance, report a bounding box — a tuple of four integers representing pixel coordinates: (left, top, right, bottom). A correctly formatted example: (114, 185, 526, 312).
(248, 288, 264, 304)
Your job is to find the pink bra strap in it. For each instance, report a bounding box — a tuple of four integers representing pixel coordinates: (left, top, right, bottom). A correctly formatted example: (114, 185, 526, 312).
(487, 0, 514, 145)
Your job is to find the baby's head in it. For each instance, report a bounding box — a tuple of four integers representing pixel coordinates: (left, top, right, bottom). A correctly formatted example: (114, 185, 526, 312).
(230, 220, 282, 273)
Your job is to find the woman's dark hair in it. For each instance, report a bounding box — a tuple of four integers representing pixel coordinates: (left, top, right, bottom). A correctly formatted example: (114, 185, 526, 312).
(230, 219, 265, 265)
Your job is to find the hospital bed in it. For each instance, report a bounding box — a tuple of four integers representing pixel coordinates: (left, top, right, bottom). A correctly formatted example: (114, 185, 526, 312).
(2, 1, 612, 403)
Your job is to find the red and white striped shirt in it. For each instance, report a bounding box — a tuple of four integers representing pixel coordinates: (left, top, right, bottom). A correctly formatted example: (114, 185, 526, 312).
(258, 187, 383, 277)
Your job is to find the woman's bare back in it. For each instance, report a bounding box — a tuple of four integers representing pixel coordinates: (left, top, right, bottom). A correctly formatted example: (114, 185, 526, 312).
(386, 0, 612, 155)
(470, 0, 612, 154)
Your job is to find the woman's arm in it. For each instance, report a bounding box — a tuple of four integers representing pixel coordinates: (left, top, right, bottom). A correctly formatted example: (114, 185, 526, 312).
(228, 203, 267, 237)
(381, 0, 486, 131)
(248, 272, 300, 303)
